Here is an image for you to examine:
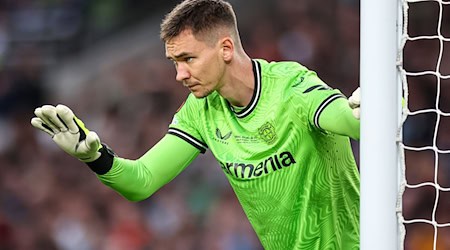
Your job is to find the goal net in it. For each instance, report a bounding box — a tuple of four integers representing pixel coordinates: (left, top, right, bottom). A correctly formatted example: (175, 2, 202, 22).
(398, 0, 450, 249)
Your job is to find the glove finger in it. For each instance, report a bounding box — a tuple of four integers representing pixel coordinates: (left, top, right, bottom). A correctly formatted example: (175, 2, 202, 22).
(85, 131, 101, 152)
(56, 104, 79, 133)
(352, 107, 360, 120)
(41, 105, 69, 132)
(77, 131, 100, 154)
(31, 117, 55, 137)
(348, 87, 360, 108)
(348, 100, 359, 109)
(34, 106, 60, 134)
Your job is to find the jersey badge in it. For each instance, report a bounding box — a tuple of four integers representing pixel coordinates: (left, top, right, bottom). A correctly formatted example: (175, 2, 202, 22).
(258, 122, 277, 145)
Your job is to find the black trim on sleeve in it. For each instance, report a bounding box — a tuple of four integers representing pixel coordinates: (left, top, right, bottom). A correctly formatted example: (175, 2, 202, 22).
(303, 85, 325, 94)
(168, 128, 208, 154)
(86, 143, 116, 175)
(313, 93, 346, 129)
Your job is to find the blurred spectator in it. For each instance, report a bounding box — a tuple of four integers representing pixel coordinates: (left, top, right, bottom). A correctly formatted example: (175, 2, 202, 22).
(0, 44, 44, 117)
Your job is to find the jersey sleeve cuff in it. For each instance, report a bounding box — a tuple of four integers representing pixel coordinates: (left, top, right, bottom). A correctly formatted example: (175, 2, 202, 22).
(85, 143, 116, 175)
(168, 128, 208, 153)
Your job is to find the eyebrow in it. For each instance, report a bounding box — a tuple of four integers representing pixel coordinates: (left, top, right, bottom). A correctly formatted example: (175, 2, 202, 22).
(166, 52, 191, 60)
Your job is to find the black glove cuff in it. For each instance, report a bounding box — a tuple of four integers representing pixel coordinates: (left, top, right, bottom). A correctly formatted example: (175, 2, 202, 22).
(86, 143, 116, 175)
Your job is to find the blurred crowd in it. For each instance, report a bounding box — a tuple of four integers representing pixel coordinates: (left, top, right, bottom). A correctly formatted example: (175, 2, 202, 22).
(0, 0, 448, 249)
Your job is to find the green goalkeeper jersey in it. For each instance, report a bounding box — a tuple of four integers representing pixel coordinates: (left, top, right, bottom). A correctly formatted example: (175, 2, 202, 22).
(168, 59, 360, 249)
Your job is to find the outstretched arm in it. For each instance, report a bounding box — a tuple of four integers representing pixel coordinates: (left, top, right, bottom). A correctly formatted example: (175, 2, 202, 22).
(96, 134, 200, 201)
(31, 104, 200, 202)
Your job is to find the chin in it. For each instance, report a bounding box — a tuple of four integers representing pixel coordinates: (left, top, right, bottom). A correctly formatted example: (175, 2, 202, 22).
(191, 89, 212, 99)
(192, 92, 208, 99)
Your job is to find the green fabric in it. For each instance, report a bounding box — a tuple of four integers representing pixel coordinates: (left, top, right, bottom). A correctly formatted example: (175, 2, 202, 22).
(319, 97, 360, 140)
(168, 59, 360, 249)
(97, 134, 199, 201)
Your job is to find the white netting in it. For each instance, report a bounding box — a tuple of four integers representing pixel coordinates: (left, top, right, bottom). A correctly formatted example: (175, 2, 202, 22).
(398, 0, 450, 249)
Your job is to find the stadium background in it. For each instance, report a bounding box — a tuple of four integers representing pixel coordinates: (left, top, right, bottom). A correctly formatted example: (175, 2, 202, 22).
(0, 0, 448, 249)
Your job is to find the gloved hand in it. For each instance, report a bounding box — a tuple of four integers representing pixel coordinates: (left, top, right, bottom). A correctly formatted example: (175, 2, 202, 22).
(31, 104, 102, 162)
(348, 87, 360, 120)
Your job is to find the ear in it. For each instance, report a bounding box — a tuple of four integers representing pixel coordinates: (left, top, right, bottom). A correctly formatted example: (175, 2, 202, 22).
(220, 37, 234, 63)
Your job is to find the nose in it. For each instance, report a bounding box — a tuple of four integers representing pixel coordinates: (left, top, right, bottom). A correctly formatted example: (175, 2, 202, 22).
(176, 64, 191, 82)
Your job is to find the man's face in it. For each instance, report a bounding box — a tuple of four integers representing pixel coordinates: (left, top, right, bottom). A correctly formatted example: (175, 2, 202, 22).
(165, 29, 225, 98)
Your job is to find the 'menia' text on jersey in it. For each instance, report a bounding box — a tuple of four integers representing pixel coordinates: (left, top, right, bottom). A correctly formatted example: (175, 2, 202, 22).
(219, 151, 296, 179)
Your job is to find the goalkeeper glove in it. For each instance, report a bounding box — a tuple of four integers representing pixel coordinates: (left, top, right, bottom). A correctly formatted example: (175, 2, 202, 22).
(348, 87, 360, 120)
(31, 104, 114, 174)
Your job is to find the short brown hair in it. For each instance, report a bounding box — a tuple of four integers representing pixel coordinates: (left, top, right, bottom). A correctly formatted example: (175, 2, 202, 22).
(160, 0, 239, 43)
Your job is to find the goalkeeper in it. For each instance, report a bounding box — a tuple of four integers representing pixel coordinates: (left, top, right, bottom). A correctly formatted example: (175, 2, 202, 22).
(31, 0, 361, 249)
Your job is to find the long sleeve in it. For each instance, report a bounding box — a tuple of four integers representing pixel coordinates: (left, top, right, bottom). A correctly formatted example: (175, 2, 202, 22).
(318, 97, 360, 140)
(96, 134, 201, 201)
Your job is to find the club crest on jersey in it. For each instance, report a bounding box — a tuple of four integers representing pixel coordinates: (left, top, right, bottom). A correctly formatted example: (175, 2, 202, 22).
(258, 122, 277, 145)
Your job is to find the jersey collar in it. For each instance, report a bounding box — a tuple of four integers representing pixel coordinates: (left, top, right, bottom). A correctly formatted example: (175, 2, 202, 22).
(229, 59, 262, 118)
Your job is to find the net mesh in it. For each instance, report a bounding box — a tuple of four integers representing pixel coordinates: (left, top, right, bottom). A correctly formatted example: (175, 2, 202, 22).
(398, 0, 450, 249)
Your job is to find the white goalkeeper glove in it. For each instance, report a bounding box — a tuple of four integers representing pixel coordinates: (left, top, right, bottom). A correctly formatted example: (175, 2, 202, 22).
(348, 87, 360, 120)
(31, 104, 102, 162)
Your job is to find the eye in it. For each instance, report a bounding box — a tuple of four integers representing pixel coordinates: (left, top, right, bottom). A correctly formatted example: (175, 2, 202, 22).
(185, 57, 193, 63)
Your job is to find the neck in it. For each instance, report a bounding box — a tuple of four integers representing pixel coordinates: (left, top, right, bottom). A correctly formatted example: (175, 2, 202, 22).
(217, 53, 254, 107)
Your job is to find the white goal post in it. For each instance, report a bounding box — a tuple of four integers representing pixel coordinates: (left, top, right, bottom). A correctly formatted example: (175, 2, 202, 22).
(360, 0, 400, 249)
(361, 0, 450, 249)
